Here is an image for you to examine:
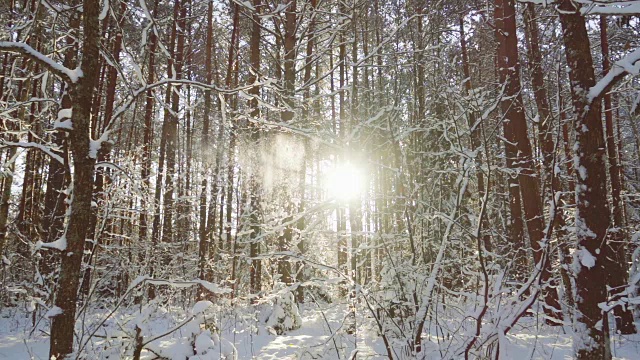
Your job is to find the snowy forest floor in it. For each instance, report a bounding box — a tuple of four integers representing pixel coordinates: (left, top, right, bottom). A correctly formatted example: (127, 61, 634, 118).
(1, 302, 640, 359)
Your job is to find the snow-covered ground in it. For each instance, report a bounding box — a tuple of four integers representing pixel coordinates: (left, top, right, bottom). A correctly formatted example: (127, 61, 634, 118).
(1, 303, 640, 359)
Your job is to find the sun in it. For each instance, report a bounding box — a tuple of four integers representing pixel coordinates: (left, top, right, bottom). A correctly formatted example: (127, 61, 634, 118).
(324, 163, 365, 201)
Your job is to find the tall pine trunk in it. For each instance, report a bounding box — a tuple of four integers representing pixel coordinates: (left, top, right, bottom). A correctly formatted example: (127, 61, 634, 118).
(49, 0, 100, 357)
(557, 0, 614, 357)
(495, 0, 561, 322)
(599, 16, 636, 335)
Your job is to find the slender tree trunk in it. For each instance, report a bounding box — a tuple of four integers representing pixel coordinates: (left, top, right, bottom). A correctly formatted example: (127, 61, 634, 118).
(41, 1, 78, 286)
(140, 0, 158, 255)
(523, 4, 553, 179)
(163, 0, 186, 244)
(151, 0, 179, 265)
(494, 0, 526, 284)
(16, 56, 39, 257)
(248, 0, 263, 298)
(495, 0, 561, 322)
(276, 0, 297, 285)
(337, 0, 347, 274)
(141, 0, 159, 300)
(225, 0, 240, 296)
(198, 0, 214, 299)
(80, 1, 127, 297)
(0, 0, 15, 265)
(599, 16, 636, 335)
(49, 0, 100, 357)
(295, 0, 317, 302)
(460, 16, 491, 253)
(349, 1, 360, 289)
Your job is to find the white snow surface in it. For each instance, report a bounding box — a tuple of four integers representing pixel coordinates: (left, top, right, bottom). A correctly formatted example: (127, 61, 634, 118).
(191, 300, 213, 315)
(2, 303, 640, 359)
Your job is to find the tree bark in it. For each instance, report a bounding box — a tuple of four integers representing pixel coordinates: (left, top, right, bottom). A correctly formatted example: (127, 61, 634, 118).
(248, 0, 263, 298)
(495, 0, 561, 322)
(557, 0, 614, 357)
(198, 0, 214, 299)
(225, 0, 240, 296)
(49, 0, 100, 357)
(599, 15, 636, 335)
(162, 0, 186, 244)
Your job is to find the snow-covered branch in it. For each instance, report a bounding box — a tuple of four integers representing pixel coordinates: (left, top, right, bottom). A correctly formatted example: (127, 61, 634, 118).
(517, 0, 640, 15)
(0, 41, 82, 84)
(0, 141, 64, 164)
(589, 47, 640, 102)
(579, 0, 640, 15)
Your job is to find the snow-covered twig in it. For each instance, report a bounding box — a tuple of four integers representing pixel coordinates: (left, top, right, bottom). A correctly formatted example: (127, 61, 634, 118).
(0, 41, 82, 83)
(0, 141, 64, 164)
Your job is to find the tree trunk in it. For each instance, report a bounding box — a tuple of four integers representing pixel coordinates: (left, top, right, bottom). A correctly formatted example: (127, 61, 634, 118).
(523, 3, 554, 179)
(163, 0, 186, 244)
(557, 0, 613, 357)
(225, 0, 240, 296)
(460, 16, 491, 253)
(40, 0, 79, 285)
(337, 0, 347, 275)
(295, 0, 317, 302)
(198, 0, 214, 299)
(495, 0, 561, 323)
(140, 0, 158, 255)
(248, 0, 263, 298)
(80, 0, 127, 298)
(599, 15, 636, 335)
(49, 0, 100, 357)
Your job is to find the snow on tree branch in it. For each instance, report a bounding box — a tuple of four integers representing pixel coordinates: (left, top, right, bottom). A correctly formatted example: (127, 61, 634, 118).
(35, 235, 67, 251)
(0, 41, 83, 84)
(589, 47, 640, 102)
(0, 141, 64, 164)
(579, 0, 640, 15)
(517, 0, 640, 15)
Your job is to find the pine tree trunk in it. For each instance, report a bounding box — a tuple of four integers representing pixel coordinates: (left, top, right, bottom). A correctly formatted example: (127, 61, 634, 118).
(557, 0, 613, 357)
(140, 0, 158, 255)
(163, 0, 186, 245)
(80, 1, 127, 298)
(295, 0, 316, 302)
(0, 1, 15, 265)
(495, 0, 561, 322)
(40, 1, 79, 285)
(248, 0, 263, 298)
(337, 0, 347, 275)
(460, 16, 491, 253)
(494, 0, 527, 286)
(225, 0, 240, 296)
(49, 0, 100, 357)
(198, 0, 214, 299)
(599, 16, 636, 335)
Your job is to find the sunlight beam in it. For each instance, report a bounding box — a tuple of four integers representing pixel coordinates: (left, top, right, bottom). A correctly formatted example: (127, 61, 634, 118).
(324, 164, 365, 201)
